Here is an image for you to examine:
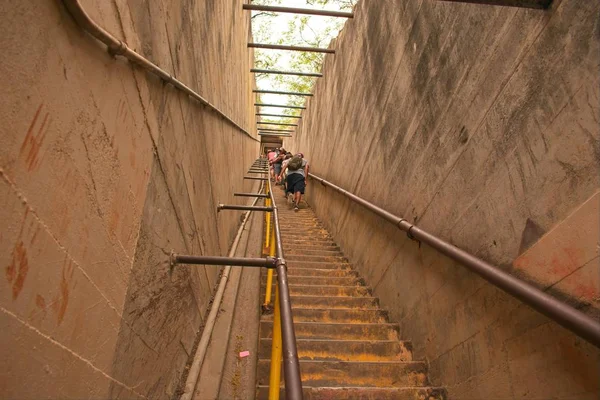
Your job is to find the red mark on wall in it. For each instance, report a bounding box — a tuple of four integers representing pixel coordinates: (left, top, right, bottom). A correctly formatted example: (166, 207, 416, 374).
(6, 241, 29, 300)
(20, 103, 50, 172)
(36, 294, 46, 310)
(51, 258, 74, 325)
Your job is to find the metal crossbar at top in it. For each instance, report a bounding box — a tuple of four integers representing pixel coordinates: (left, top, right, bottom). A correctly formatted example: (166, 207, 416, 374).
(243, 4, 354, 18)
(251, 68, 323, 78)
(256, 113, 302, 119)
(254, 89, 313, 97)
(257, 122, 299, 127)
(255, 103, 306, 110)
(248, 43, 335, 54)
(437, 0, 551, 8)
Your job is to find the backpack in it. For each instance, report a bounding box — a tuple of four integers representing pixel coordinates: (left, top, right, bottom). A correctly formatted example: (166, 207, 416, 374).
(287, 156, 303, 171)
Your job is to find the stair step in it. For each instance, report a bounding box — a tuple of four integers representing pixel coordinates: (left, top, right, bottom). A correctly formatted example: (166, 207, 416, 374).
(259, 339, 412, 361)
(261, 284, 370, 297)
(282, 244, 340, 252)
(256, 386, 447, 400)
(261, 295, 378, 309)
(285, 249, 344, 256)
(287, 261, 352, 270)
(262, 275, 361, 286)
(284, 268, 358, 277)
(257, 360, 429, 387)
(262, 308, 389, 323)
(286, 255, 348, 263)
(281, 237, 335, 245)
(260, 321, 400, 341)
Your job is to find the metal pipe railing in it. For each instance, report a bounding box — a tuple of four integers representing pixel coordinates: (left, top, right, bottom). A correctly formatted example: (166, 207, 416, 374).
(251, 69, 323, 78)
(172, 255, 277, 268)
(62, 0, 258, 142)
(308, 172, 600, 348)
(248, 43, 335, 54)
(268, 180, 303, 398)
(243, 4, 354, 18)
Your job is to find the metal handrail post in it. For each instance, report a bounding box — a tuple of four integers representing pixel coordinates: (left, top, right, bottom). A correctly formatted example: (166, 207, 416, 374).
(264, 219, 276, 308)
(269, 181, 303, 398)
(268, 284, 283, 400)
(308, 172, 600, 349)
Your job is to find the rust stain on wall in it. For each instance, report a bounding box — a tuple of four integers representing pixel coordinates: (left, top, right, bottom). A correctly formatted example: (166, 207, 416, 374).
(20, 103, 50, 172)
(51, 258, 74, 325)
(6, 241, 29, 300)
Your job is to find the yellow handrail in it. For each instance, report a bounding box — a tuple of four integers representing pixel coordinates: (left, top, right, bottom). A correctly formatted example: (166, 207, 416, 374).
(268, 283, 282, 400)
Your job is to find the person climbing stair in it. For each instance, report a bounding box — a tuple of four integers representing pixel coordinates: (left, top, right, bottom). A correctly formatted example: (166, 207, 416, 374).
(280, 153, 308, 211)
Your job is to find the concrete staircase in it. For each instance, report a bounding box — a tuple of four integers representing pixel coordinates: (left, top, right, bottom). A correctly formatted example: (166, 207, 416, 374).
(256, 202, 446, 399)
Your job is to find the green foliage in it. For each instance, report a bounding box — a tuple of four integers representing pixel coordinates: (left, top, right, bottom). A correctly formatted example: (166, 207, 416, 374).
(251, 0, 357, 125)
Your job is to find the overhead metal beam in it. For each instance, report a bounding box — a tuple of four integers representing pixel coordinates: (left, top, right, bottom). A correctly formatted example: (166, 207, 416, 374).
(243, 4, 354, 18)
(257, 122, 298, 127)
(259, 129, 295, 133)
(254, 89, 313, 97)
(255, 103, 306, 110)
(248, 43, 334, 54)
(259, 134, 292, 137)
(436, 0, 551, 8)
(251, 68, 322, 78)
(256, 113, 302, 119)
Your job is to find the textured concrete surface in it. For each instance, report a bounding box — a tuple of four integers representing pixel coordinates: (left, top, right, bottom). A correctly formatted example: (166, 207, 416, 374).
(285, 0, 600, 398)
(0, 0, 258, 398)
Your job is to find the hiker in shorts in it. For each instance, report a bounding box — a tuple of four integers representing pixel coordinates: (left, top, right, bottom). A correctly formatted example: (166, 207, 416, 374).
(271, 148, 286, 185)
(279, 152, 293, 188)
(279, 153, 308, 211)
(267, 148, 278, 180)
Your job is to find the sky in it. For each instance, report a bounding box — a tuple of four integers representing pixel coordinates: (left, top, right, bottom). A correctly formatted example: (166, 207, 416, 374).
(249, 1, 353, 130)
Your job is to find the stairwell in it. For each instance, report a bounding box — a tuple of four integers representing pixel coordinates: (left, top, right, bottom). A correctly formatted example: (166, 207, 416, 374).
(256, 196, 447, 399)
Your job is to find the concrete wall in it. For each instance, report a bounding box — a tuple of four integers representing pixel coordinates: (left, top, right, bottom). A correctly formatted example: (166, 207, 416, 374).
(286, 0, 600, 398)
(0, 0, 259, 398)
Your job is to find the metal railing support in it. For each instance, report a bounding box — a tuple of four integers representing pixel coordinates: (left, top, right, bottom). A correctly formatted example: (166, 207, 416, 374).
(252, 69, 323, 78)
(437, 0, 551, 8)
(248, 43, 335, 54)
(258, 129, 296, 133)
(254, 89, 313, 97)
(234, 193, 270, 198)
(263, 226, 276, 310)
(257, 113, 302, 119)
(243, 4, 354, 18)
(258, 122, 299, 127)
(308, 173, 600, 348)
(255, 103, 307, 109)
(269, 180, 302, 398)
(217, 204, 273, 212)
(171, 255, 277, 269)
(244, 176, 269, 181)
(268, 283, 283, 400)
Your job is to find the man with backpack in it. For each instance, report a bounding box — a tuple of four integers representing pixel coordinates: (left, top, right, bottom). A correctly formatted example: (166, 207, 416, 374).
(279, 153, 308, 211)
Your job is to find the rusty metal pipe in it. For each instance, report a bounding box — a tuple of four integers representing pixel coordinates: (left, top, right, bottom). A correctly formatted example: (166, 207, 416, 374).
(234, 193, 270, 198)
(258, 122, 299, 127)
(251, 69, 322, 78)
(243, 4, 354, 18)
(257, 113, 302, 119)
(308, 173, 600, 348)
(217, 204, 273, 212)
(61, 0, 258, 142)
(172, 255, 277, 269)
(255, 103, 306, 109)
(248, 43, 334, 54)
(436, 0, 551, 8)
(244, 176, 269, 181)
(268, 180, 303, 398)
(254, 89, 314, 97)
(258, 129, 295, 133)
